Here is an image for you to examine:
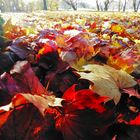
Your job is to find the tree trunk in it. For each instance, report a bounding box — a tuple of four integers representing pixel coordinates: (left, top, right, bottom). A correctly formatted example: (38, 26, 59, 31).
(104, 0, 109, 11)
(64, 0, 77, 10)
(71, 4, 77, 10)
(104, 0, 112, 11)
(137, 0, 140, 11)
(123, 0, 126, 12)
(71, 0, 77, 10)
(133, 0, 140, 12)
(118, 0, 121, 11)
(96, 0, 100, 11)
(43, 0, 47, 10)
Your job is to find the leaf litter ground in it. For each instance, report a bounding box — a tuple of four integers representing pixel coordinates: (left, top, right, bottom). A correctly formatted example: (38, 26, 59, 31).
(0, 11, 140, 140)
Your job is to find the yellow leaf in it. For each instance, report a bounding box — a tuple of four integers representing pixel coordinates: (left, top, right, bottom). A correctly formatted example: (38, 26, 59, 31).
(107, 56, 135, 73)
(111, 24, 124, 34)
(72, 57, 88, 71)
(134, 39, 140, 44)
(75, 18, 86, 26)
(3, 18, 14, 34)
(78, 64, 137, 104)
(38, 48, 45, 55)
(102, 34, 110, 40)
(55, 35, 67, 48)
(111, 40, 122, 48)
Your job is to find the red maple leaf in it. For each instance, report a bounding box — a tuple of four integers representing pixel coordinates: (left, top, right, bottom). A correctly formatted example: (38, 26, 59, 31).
(53, 85, 115, 140)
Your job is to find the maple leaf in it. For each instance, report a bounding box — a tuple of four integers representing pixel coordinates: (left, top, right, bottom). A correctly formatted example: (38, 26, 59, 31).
(54, 84, 115, 140)
(1, 73, 23, 97)
(78, 64, 137, 104)
(64, 32, 94, 61)
(55, 34, 67, 48)
(0, 103, 53, 140)
(115, 87, 140, 129)
(1, 93, 63, 116)
(3, 18, 14, 34)
(39, 28, 58, 40)
(0, 60, 48, 108)
(111, 24, 125, 36)
(7, 36, 36, 60)
(35, 46, 79, 97)
(36, 39, 57, 60)
(0, 79, 63, 139)
(44, 59, 79, 97)
(71, 57, 88, 70)
(10, 61, 46, 95)
(63, 84, 107, 112)
(129, 113, 140, 125)
(18, 93, 63, 116)
(0, 109, 12, 128)
(107, 55, 135, 73)
(0, 92, 63, 139)
(3, 18, 27, 40)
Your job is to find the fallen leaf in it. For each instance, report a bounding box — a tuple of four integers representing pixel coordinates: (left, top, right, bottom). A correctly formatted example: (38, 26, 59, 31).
(78, 64, 137, 104)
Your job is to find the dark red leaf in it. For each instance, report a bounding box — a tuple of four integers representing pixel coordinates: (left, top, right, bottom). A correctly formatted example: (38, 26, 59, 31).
(0, 104, 49, 140)
(53, 85, 115, 140)
(129, 113, 140, 125)
(10, 61, 46, 95)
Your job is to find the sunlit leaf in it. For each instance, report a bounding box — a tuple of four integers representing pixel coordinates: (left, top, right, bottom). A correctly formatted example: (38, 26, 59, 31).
(111, 24, 125, 35)
(78, 64, 137, 104)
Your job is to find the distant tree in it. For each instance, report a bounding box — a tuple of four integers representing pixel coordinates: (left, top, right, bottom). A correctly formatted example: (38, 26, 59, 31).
(104, 0, 113, 11)
(123, 0, 127, 11)
(63, 0, 77, 10)
(43, 0, 47, 10)
(96, 0, 100, 11)
(95, 0, 113, 11)
(133, 0, 140, 12)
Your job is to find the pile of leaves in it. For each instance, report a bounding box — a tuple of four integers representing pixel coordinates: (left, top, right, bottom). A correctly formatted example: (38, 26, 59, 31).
(0, 12, 140, 140)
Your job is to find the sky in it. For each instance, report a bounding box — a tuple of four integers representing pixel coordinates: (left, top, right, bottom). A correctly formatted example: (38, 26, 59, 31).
(23, 0, 100, 5)
(22, 0, 132, 8)
(81, 0, 96, 6)
(79, 0, 124, 6)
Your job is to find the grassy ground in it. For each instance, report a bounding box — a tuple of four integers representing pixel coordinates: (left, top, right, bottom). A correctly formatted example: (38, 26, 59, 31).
(1, 11, 140, 21)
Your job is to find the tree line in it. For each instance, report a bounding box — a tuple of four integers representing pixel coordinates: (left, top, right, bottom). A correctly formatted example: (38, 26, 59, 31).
(95, 0, 140, 12)
(0, 0, 139, 12)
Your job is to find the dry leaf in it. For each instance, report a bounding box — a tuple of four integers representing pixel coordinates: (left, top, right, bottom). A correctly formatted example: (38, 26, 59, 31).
(78, 64, 137, 104)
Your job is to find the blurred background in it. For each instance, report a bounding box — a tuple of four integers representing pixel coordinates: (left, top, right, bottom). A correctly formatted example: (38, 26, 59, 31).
(0, 0, 139, 12)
